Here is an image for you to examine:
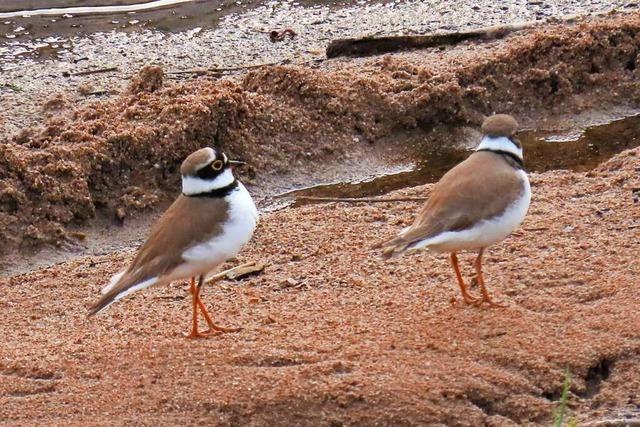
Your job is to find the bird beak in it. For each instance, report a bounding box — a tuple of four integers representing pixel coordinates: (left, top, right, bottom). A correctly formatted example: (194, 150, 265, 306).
(228, 160, 246, 167)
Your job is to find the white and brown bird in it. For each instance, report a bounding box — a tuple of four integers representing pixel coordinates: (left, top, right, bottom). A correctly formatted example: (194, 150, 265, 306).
(88, 147, 258, 338)
(376, 114, 531, 306)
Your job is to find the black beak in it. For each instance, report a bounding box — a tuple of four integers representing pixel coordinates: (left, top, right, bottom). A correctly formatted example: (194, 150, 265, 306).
(228, 159, 246, 167)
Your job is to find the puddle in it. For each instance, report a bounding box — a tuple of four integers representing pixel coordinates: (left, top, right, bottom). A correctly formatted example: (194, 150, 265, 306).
(280, 114, 640, 206)
(0, 0, 258, 61)
(0, 0, 195, 19)
(0, 0, 371, 61)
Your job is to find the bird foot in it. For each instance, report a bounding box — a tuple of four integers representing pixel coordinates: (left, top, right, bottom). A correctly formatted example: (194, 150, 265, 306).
(183, 325, 242, 339)
(479, 297, 506, 308)
(463, 296, 482, 306)
(183, 330, 220, 339)
(204, 324, 242, 333)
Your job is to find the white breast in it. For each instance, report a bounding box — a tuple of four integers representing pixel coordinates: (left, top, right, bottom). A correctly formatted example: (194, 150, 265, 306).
(410, 170, 531, 253)
(179, 183, 258, 276)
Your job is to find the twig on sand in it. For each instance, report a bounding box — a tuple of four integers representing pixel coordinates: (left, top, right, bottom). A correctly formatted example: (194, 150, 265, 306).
(68, 66, 119, 77)
(326, 11, 613, 58)
(84, 90, 111, 96)
(523, 227, 550, 232)
(206, 261, 257, 285)
(166, 58, 325, 78)
(581, 419, 640, 427)
(607, 224, 640, 231)
(294, 196, 428, 204)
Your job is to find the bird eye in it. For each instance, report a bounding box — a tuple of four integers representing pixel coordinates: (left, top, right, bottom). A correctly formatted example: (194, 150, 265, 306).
(211, 160, 224, 171)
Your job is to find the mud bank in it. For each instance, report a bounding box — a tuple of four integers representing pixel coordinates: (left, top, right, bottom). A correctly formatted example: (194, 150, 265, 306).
(1, 11, 640, 255)
(0, 145, 638, 425)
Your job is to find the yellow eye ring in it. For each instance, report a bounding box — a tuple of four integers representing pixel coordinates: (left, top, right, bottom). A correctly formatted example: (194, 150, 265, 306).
(211, 160, 224, 171)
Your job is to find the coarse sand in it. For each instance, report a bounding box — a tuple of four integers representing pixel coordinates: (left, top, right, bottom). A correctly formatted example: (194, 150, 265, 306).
(0, 146, 638, 425)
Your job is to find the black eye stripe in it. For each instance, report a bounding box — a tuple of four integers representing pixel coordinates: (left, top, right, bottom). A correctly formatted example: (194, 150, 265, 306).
(195, 159, 227, 180)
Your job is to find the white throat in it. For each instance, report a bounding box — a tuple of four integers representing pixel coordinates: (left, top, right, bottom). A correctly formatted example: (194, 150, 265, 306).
(182, 168, 235, 195)
(476, 136, 523, 161)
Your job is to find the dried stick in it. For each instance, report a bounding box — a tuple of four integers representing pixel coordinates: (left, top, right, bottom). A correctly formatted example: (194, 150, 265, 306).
(295, 196, 427, 203)
(206, 261, 257, 285)
(71, 66, 119, 76)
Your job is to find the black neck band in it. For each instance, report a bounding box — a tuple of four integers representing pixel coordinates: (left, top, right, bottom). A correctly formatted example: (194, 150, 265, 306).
(184, 179, 239, 198)
(477, 149, 524, 169)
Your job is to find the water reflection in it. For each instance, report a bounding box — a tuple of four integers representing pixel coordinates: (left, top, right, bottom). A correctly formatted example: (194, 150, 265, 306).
(283, 114, 640, 205)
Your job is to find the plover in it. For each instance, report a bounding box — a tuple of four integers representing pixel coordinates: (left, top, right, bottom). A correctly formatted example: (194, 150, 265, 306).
(88, 147, 258, 337)
(376, 114, 531, 306)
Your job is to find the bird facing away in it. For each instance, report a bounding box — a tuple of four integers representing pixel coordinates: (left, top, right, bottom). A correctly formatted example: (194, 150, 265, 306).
(375, 114, 531, 306)
(88, 147, 259, 338)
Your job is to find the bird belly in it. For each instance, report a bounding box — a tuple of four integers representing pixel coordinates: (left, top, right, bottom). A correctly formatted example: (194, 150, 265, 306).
(179, 183, 258, 277)
(411, 172, 531, 253)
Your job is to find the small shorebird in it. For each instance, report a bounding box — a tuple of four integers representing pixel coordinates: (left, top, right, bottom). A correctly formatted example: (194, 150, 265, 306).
(88, 147, 258, 337)
(375, 114, 531, 306)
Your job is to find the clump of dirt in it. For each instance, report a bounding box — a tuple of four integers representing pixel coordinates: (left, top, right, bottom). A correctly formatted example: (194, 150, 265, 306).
(128, 65, 165, 94)
(0, 147, 638, 425)
(41, 93, 70, 112)
(1, 12, 640, 254)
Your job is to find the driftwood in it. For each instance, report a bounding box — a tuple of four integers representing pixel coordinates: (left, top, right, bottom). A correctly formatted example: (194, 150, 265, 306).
(327, 21, 534, 58)
(71, 66, 119, 76)
(326, 11, 614, 58)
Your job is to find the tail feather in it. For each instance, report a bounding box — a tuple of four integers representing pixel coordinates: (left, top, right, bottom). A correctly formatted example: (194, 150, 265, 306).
(380, 241, 411, 259)
(88, 276, 158, 316)
(101, 270, 125, 295)
(374, 235, 412, 260)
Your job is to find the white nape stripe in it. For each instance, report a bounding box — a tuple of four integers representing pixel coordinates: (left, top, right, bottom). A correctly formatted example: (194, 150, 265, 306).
(182, 168, 235, 195)
(476, 136, 523, 160)
(94, 277, 158, 315)
(101, 270, 125, 294)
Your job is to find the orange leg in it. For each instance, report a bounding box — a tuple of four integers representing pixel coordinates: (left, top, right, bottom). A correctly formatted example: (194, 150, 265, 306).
(196, 275, 241, 334)
(474, 249, 505, 307)
(184, 277, 203, 338)
(450, 252, 480, 305)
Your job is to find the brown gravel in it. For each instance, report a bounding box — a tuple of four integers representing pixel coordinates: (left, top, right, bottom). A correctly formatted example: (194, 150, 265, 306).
(0, 147, 638, 426)
(2, 12, 640, 253)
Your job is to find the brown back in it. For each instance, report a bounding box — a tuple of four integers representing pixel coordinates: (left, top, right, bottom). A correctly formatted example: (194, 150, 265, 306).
(127, 195, 229, 277)
(89, 195, 229, 314)
(400, 151, 524, 243)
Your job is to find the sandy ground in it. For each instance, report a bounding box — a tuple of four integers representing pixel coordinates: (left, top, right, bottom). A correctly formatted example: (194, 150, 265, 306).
(2, 3, 640, 426)
(0, 145, 638, 426)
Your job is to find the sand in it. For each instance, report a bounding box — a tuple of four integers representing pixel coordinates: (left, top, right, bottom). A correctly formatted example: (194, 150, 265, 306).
(1, 7, 640, 426)
(0, 145, 638, 425)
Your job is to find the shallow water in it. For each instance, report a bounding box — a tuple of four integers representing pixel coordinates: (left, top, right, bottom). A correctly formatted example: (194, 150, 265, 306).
(281, 114, 640, 205)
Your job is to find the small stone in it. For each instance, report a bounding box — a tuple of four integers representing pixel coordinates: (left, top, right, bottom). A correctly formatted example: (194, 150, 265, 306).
(115, 207, 126, 223)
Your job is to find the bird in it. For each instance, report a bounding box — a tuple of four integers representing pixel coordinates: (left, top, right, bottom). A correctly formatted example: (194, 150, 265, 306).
(375, 114, 531, 306)
(88, 147, 259, 338)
